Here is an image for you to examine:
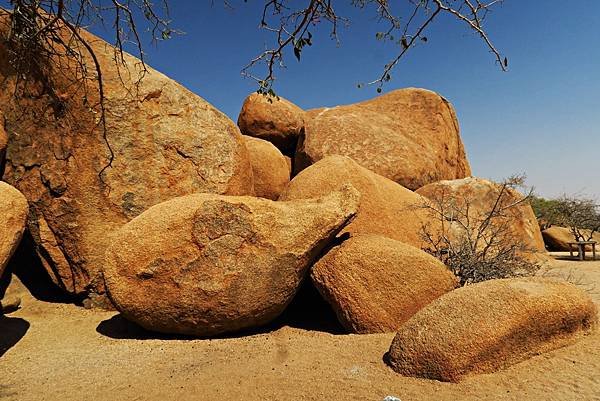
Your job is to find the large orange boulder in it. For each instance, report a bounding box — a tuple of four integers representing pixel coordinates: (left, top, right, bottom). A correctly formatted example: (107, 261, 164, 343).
(295, 88, 471, 190)
(311, 234, 458, 333)
(104, 186, 359, 336)
(0, 182, 28, 279)
(279, 155, 431, 248)
(0, 24, 254, 296)
(237, 93, 305, 155)
(416, 177, 546, 254)
(243, 136, 291, 200)
(388, 277, 597, 382)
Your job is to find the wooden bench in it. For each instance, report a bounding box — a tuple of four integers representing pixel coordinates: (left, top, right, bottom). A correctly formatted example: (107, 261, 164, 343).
(568, 241, 597, 261)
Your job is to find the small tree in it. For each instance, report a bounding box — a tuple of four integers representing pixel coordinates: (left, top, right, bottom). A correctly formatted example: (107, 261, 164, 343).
(550, 196, 600, 242)
(529, 195, 562, 231)
(418, 175, 542, 286)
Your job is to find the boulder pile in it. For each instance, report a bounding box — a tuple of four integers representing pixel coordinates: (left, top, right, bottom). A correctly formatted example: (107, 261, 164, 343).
(0, 21, 589, 385)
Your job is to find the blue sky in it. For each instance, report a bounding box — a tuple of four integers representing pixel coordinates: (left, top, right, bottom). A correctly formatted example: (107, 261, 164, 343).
(7, 1, 600, 198)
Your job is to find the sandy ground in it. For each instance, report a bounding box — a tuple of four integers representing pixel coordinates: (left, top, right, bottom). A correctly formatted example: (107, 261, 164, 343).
(1, 254, 600, 401)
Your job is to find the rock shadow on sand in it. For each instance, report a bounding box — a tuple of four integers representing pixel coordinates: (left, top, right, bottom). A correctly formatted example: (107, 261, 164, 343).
(96, 280, 345, 340)
(0, 316, 29, 357)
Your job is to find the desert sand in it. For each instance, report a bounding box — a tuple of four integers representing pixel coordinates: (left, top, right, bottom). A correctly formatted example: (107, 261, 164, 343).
(1, 256, 599, 401)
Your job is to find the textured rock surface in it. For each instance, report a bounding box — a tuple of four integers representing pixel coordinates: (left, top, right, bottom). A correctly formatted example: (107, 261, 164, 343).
(311, 234, 458, 333)
(243, 136, 291, 200)
(0, 23, 254, 295)
(279, 155, 431, 248)
(388, 277, 597, 382)
(542, 226, 599, 252)
(416, 177, 546, 254)
(238, 93, 305, 155)
(104, 187, 359, 336)
(296, 88, 471, 189)
(0, 181, 28, 279)
(0, 110, 6, 174)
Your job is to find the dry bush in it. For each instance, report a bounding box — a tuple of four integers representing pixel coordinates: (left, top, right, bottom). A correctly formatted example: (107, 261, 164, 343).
(418, 175, 542, 286)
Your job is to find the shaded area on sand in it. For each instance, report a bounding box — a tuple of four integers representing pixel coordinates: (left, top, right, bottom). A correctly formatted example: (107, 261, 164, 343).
(0, 258, 599, 401)
(0, 316, 29, 357)
(96, 279, 345, 340)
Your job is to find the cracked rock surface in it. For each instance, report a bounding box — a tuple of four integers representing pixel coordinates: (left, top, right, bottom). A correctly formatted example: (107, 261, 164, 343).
(296, 88, 471, 190)
(0, 20, 254, 296)
(103, 186, 359, 336)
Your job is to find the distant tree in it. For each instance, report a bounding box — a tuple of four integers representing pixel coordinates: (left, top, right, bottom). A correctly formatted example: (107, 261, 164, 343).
(529, 195, 563, 231)
(418, 175, 542, 286)
(548, 196, 600, 242)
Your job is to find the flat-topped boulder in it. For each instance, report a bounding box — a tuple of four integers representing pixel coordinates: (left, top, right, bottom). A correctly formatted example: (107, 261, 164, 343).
(104, 187, 359, 336)
(387, 277, 597, 382)
(311, 234, 458, 333)
(295, 88, 471, 189)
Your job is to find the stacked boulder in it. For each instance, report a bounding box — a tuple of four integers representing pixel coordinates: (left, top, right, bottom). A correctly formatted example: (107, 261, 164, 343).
(238, 88, 471, 190)
(243, 136, 291, 200)
(0, 18, 590, 382)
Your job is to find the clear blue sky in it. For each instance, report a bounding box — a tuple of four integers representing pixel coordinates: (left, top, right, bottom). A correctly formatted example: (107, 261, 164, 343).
(7, 1, 600, 198)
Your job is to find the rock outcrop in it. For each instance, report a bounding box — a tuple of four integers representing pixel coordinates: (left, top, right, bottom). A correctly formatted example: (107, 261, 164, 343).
(0, 22, 254, 295)
(416, 177, 546, 254)
(0, 182, 28, 279)
(542, 226, 599, 252)
(238, 93, 305, 155)
(295, 88, 471, 189)
(387, 277, 597, 382)
(243, 136, 291, 200)
(311, 234, 458, 333)
(103, 187, 359, 336)
(279, 155, 431, 248)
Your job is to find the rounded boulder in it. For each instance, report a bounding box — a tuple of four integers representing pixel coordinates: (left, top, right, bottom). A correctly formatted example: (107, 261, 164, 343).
(296, 88, 471, 190)
(387, 277, 597, 382)
(243, 136, 291, 200)
(104, 187, 359, 336)
(311, 234, 458, 333)
(237, 93, 305, 155)
(279, 155, 432, 249)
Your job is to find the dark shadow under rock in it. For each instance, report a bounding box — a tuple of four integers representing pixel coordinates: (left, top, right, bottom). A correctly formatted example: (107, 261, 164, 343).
(0, 316, 29, 357)
(5, 231, 81, 304)
(97, 278, 345, 341)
